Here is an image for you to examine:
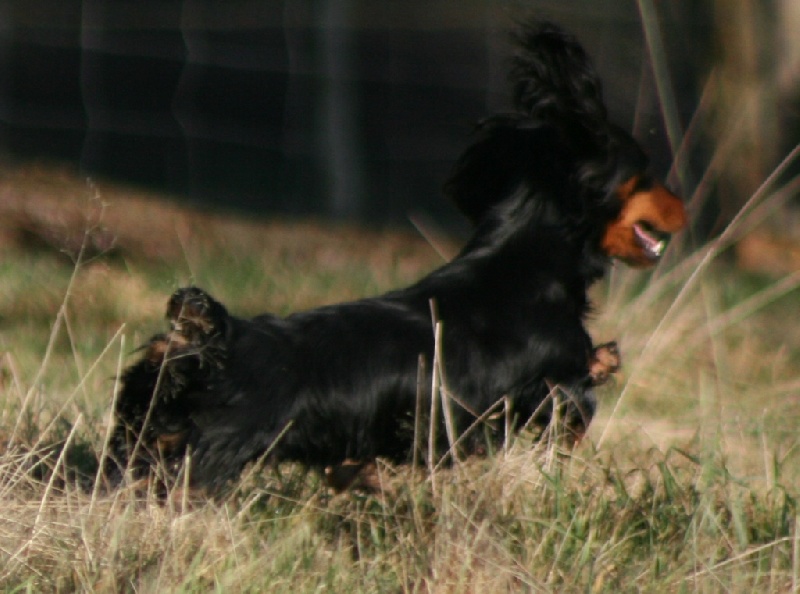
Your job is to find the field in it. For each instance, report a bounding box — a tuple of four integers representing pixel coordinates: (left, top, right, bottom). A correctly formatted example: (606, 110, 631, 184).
(0, 162, 799, 592)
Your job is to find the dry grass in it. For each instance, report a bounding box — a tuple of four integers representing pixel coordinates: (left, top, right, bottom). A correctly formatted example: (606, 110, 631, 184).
(0, 161, 799, 592)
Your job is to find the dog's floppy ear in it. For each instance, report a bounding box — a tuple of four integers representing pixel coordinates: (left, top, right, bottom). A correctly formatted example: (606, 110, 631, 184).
(445, 116, 573, 225)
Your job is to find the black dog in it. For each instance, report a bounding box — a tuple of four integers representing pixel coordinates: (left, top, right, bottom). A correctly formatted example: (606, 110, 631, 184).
(105, 21, 687, 493)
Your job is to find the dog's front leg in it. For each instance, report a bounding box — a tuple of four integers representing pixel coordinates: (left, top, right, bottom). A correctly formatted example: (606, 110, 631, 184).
(588, 341, 621, 386)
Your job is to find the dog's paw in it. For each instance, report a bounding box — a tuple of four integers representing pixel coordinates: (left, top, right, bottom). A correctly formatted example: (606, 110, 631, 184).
(166, 287, 228, 342)
(588, 341, 621, 386)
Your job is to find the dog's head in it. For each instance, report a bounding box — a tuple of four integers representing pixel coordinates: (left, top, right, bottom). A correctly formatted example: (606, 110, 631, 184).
(583, 124, 688, 268)
(446, 21, 687, 273)
(598, 170, 687, 267)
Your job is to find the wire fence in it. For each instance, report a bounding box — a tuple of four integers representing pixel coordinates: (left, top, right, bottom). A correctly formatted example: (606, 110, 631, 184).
(0, 1, 793, 229)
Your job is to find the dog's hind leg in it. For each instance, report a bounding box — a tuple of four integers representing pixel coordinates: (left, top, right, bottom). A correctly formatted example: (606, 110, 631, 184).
(103, 342, 165, 487)
(105, 287, 229, 489)
(165, 287, 229, 348)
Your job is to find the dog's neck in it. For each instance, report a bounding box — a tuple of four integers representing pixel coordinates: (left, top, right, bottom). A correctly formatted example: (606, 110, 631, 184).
(455, 187, 609, 287)
(410, 214, 600, 320)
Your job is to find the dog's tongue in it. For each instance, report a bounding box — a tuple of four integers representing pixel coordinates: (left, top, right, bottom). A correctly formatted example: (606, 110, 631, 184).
(633, 223, 667, 260)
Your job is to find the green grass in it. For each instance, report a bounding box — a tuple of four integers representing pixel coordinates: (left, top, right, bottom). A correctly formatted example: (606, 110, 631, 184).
(0, 164, 799, 592)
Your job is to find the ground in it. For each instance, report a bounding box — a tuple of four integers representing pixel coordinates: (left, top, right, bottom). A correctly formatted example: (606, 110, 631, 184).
(0, 162, 799, 592)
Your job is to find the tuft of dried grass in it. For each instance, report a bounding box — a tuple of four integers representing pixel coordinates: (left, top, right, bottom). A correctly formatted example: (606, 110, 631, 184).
(0, 158, 798, 591)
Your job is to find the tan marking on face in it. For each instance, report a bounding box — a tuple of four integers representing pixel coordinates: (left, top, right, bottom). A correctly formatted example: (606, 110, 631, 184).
(601, 176, 688, 267)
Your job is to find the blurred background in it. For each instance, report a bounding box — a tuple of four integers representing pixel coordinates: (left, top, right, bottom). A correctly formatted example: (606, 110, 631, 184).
(0, 0, 797, 232)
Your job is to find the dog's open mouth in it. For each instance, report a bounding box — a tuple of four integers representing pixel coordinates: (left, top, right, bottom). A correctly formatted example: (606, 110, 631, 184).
(633, 222, 671, 261)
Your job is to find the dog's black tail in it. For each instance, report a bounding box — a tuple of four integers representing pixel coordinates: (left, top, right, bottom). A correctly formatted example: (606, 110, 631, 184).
(509, 21, 607, 127)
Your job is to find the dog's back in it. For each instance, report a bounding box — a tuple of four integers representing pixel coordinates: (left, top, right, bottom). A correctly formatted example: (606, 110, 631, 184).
(106, 21, 687, 495)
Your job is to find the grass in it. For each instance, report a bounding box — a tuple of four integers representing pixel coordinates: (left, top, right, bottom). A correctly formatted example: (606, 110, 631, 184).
(0, 160, 799, 593)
